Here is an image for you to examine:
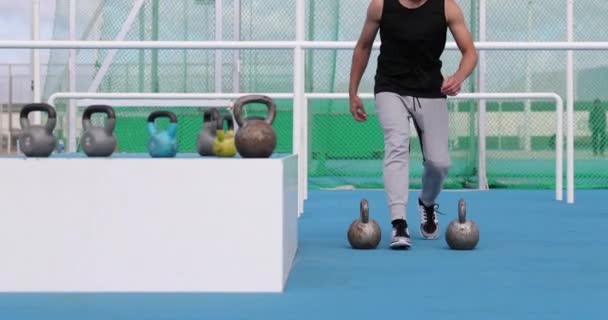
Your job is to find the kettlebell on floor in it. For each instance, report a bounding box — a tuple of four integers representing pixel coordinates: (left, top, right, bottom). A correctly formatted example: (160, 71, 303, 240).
(19, 103, 57, 157)
(445, 198, 480, 250)
(147, 110, 179, 158)
(80, 105, 117, 157)
(347, 199, 382, 249)
(213, 115, 237, 158)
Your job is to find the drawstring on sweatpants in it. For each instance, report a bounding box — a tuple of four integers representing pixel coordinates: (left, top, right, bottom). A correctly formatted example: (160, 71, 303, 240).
(412, 96, 422, 112)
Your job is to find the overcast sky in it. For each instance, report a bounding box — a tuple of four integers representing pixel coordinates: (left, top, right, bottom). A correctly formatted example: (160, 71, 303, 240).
(0, 1, 56, 63)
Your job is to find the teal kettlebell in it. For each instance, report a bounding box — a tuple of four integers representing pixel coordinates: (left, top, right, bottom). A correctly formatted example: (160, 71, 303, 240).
(147, 110, 178, 158)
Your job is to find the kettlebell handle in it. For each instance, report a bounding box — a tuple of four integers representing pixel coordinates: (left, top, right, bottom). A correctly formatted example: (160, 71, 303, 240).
(147, 110, 178, 137)
(20, 103, 57, 133)
(458, 198, 467, 223)
(203, 108, 220, 124)
(148, 110, 177, 123)
(82, 105, 116, 134)
(360, 199, 369, 223)
(245, 115, 266, 121)
(232, 95, 277, 127)
(216, 115, 234, 131)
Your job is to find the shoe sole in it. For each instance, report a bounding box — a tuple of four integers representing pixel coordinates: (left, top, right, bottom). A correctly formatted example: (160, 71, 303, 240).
(420, 224, 440, 240)
(390, 239, 412, 250)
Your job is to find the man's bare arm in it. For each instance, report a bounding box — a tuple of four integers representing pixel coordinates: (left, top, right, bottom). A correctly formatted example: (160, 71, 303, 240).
(441, 0, 478, 95)
(349, 0, 382, 99)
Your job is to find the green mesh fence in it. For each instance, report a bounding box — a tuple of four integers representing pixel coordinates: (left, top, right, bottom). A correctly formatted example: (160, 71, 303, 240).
(43, 0, 608, 189)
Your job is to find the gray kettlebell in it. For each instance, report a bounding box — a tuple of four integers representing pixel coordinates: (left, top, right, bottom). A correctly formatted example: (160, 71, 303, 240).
(80, 105, 117, 157)
(196, 108, 220, 156)
(445, 198, 480, 250)
(19, 103, 57, 157)
(347, 199, 382, 249)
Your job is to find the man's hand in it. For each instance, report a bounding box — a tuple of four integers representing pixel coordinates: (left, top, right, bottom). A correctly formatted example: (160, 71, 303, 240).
(441, 74, 464, 96)
(350, 95, 368, 122)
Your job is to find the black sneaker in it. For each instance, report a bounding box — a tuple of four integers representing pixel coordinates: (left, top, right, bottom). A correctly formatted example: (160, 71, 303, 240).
(390, 219, 412, 249)
(418, 198, 440, 240)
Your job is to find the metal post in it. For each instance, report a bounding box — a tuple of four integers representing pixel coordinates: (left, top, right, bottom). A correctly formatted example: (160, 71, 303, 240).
(524, 0, 534, 152)
(151, 0, 159, 93)
(31, 0, 41, 125)
(138, 8, 145, 92)
(295, 0, 306, 215)
(566, 0, 575, 203)
(467, 0, 478, 183)
(183, 0, 189, 91)
(215, 0, 223, 93)
(8, 64, 13, 153)
(68, 0, 77, 152)
(232, 0, 241, 93)
(477, 0, 488, 190)
(305, 0, 315, 93)
(0, 103, 3, 153)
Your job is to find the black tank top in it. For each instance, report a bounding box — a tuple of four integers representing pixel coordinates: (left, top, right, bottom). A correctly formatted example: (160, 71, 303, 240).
(374, 0, 447, 98)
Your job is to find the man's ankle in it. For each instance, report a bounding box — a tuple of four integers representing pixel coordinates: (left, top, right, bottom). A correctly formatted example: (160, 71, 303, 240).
(392, 219, 407, 229)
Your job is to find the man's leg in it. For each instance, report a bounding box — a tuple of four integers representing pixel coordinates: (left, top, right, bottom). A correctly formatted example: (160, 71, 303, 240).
(407, 97, 451, 240)
(375, 92, 412, 249)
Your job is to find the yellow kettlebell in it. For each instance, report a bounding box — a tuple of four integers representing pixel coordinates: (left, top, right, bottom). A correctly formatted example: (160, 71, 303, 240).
(212, 115, 237, 157)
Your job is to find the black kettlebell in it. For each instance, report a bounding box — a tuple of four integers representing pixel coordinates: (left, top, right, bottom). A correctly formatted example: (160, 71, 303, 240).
(233, 95, 278, 158)
(80, 105, 117, 157)
(19, 103, 57, 157)
(196, 108, 220, 156)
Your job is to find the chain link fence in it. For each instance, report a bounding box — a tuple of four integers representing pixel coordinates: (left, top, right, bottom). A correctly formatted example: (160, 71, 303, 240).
(39, 0, 608, 189)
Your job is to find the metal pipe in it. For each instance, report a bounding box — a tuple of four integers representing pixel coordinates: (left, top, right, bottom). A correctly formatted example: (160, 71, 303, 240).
(0, 40, 607, 50)
(294, 0, 306, 215)
(151, 0, 159, 93)
(68, 0, 77, 153)
(232, 0, 241, 93)
(215, 0, 223, 93)
(566, 0, 575, 204)
(8, 64, 13, 153)
(138, 8, 145, 92)
(477, 0, 488, 190)
(0, 103, 3, 153)
(31, 0, 41, 126)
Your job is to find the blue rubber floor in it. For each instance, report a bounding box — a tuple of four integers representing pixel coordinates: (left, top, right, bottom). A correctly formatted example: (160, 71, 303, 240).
(1, 189, 607, 320)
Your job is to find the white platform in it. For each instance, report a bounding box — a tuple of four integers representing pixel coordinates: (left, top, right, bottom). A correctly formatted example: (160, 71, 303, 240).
(0, 153, 299, 293)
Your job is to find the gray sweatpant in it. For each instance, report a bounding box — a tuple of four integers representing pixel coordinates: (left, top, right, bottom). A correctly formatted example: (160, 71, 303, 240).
(375, 92, 451, 222)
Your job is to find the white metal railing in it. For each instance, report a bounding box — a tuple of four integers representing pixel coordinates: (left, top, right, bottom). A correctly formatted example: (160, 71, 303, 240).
(1, 39, 602, 206)
(46, 91, 567, 216)
(304, 93, 567, 205)
(2, 40, 608, 50)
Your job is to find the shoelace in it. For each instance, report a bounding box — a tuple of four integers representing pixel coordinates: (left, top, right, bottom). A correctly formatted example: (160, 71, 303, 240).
(395, 227, 409, 237)
(422, 204, 445, 224)
(393, 220, 409, 237)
